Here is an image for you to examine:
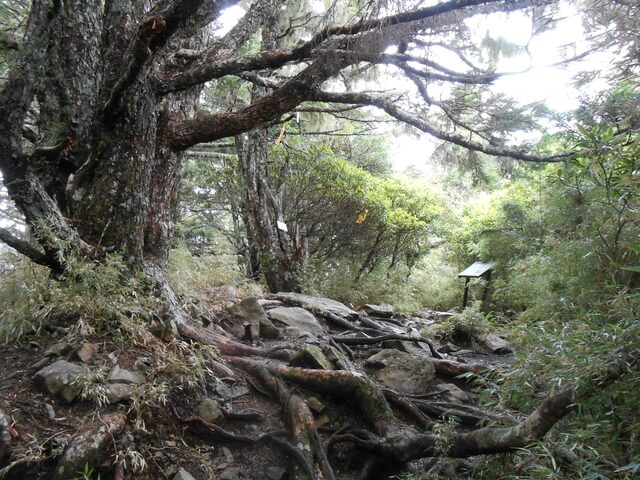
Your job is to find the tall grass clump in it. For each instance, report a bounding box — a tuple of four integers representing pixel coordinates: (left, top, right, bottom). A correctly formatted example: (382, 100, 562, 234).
(0, 251, 158, 342)
(167, 245, 262, 300)
(302, 247, 461, 313)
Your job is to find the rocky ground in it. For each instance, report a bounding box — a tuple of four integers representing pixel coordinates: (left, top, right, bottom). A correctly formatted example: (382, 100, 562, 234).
(0, 292, 515, 480)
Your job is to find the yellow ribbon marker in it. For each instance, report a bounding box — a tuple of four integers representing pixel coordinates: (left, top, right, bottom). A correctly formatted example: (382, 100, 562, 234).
(356, 209, 368, 224)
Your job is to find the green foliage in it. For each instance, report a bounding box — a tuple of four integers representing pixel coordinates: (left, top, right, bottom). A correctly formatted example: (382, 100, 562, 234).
(305, 247, 461, 313)
(279, 142, 442, 269)
(437, 86, 640, 479)
(167, 245, 262, 301)
(420, 302, 496, 345)
(0, 251, 159, 342)
(74, 463, 98, 480)
(481, 297, 640, 479)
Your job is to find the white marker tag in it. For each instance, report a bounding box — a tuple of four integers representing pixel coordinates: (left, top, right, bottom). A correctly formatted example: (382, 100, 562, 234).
(277, 221, 288, 232)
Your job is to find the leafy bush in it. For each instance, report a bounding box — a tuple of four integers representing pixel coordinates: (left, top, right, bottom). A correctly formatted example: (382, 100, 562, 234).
(303, 247, 462, 313)
(0, 251, 158, 342)
(167, 245, 262, 306)
(424, 302, 495, 342)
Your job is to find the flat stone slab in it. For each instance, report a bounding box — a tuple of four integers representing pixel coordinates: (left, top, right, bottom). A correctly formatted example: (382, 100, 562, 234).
(228, 297, 280, 340)
(215, 380, 249, 400)
(477, 333, 513, 354)
(174, 468, 197, 480)
(107, 365, 145, 385)
(75, 343, 99, 364)
(362, 304, 395, 318)
(268, 307, 326, 335)
(33, 360, 88, 402)
(272, 293, 359, 320)
(105, 383, 133, 403)
(365, 349, 435, 395)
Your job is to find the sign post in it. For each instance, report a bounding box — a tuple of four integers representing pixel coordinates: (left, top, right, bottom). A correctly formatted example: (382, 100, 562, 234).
(458, 261, 494, 309)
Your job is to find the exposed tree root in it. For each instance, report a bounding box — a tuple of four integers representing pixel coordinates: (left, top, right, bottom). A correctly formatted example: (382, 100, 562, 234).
(229, 357, 395, 436)
(332, 333, 443, 359)
(220, 407, 266, 422)
(157, 281, 640, 477)
(430, 357, 486, 377)
(320, 311, 362, 331)
(172, 406, 316, 478)
(410, 399, 501, 426)
(241, 362, 320, 480)
(382, 389, 433, 430)
(178, 321, 293, 360)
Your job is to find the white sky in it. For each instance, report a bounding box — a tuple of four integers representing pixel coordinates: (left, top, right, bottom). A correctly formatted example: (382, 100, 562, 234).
(390, 4, 615, 177)
(218, 2, 615, 178)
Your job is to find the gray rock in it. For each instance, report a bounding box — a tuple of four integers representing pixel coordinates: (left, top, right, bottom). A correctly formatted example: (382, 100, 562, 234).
(476, 333, 513, 354)
(323, 346, 355, 371)
(362, 303, 395, 318)
(258, 320, 281, 340)
(439, 342, 462, 354)
(45, 403, 56, 419)
(282, 326, 314, 340)
(33, 360, 87, 402)
(289, 345, 333, 370)
(380, 339, 427, 355)
(0, 407, 11, 464)
(268, 307, 325, 335)
(107, 365, 145, 385)
(105, 383, 133, 403)
(364, 349, 435, 395)
(215, 380, 249, 399)
(174, 467, 197, 480)
(199, 398, 223, 423)
(75, 343, 98, 364)
(219, 467, 244, 480)
(52, 412, 126, 480)
(265, 466, 288, 480)
(429, 383, 470, 404)
(229, 297, 280, 340)
(272, 293, 359, 320)
(43, 341, 72, 357)
(257, 299, 284, 310)
(222, 446, 234, 463)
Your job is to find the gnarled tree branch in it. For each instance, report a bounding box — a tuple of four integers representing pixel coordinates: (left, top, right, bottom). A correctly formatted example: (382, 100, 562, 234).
(310, 90, 570, 162)
(159, 0, 555, 93)
(0, 227, 52, 268)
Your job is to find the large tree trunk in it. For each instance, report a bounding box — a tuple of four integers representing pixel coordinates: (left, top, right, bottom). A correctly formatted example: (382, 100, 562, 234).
(236, 129, 302, 292)
(0, 0, 213, 273)
(234, 22, 303, 294)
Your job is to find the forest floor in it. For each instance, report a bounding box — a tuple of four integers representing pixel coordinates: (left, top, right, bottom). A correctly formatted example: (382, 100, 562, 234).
(0, 291, 516, 480)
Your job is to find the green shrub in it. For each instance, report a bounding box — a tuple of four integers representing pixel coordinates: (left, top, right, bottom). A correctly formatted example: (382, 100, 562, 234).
(167, 245, 262, 300)
(302, 247, 461, 314)
(0, 251, 158, 342)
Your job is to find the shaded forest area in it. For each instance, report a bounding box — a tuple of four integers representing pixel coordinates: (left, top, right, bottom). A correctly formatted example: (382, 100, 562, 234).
(0, 0, 638, 479)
